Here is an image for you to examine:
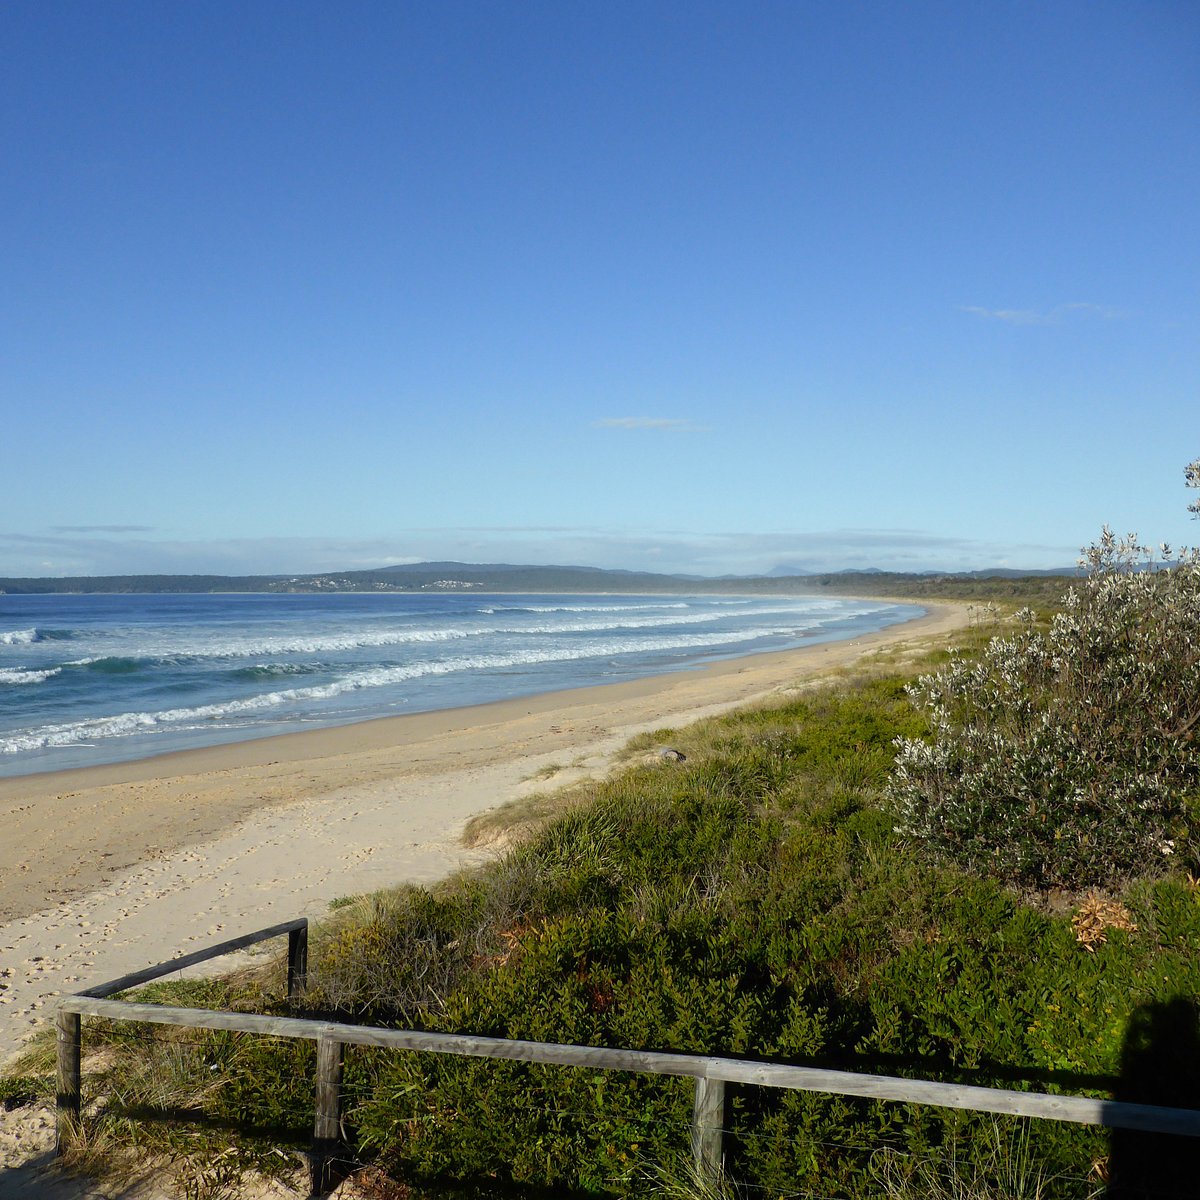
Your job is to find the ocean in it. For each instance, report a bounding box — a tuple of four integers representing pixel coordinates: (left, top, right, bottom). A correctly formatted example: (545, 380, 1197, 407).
(0, 591, 922, 778)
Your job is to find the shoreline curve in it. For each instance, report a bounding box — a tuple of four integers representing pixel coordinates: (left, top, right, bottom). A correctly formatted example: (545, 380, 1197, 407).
(0, 599, 968, 1070)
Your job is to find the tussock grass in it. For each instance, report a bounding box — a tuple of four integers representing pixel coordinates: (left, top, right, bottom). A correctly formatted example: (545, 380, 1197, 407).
(520, 760, 565, 783)
(460, 781, 595, 849)
(0, 1070, 51, 1107)
(869, 1119, 1104, 1200)
(645, 1155, 747, 1198)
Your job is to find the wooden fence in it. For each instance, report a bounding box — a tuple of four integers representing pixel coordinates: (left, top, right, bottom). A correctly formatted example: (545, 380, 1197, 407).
(57, 917, 1200, 1198)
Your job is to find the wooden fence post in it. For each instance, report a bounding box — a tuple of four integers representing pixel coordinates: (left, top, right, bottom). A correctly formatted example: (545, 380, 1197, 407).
(310, 1035, 344, 1197)
(56, 1009, 81, 1154)
(691, 1075, 725, 1183)
(288, 921, 309, 1002)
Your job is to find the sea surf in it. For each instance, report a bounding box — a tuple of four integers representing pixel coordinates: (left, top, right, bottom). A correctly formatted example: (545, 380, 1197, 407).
(0, 591, 922, 777)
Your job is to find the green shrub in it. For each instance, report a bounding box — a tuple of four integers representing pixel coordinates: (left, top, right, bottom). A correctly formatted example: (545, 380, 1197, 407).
(200, 1031, 315, 1142)
(890, 530, 1200, 889)
(311, 886, 487, 1019)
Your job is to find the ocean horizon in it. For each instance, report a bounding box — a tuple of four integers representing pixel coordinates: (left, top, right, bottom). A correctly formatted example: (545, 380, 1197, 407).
(0, 591, 923, 778)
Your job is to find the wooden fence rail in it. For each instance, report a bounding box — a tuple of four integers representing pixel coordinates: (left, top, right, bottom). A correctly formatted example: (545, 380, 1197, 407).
(56, 919, 1200, 1198)
(55, 920, 307, 1153)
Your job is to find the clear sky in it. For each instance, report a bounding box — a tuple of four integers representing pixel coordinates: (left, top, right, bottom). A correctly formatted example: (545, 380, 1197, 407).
(3, 1, 1197, 578)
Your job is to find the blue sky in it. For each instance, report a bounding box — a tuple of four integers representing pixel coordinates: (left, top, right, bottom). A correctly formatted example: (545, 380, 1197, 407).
(3, 1, 1197, 578)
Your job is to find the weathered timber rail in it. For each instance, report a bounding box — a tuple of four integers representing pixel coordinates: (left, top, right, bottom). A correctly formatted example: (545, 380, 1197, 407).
(57, 918, 1200, 1198)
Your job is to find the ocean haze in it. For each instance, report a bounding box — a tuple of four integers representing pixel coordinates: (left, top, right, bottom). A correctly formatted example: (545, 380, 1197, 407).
(0, 527, 1086, 581)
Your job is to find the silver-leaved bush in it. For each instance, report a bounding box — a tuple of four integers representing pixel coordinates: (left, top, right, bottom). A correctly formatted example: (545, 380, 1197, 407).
(888, 465, 1200, 889)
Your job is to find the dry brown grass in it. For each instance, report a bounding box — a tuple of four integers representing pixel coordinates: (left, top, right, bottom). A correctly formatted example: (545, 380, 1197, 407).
(1072, 891, 1138, 951)
(461, 781, 597, 849)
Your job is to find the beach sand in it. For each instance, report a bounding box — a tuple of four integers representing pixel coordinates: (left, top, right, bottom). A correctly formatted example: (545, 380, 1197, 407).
(0, 600, 967, 1192)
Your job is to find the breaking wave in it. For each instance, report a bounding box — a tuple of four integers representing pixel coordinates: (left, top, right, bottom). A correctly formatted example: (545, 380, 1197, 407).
(479, 602, 691, 615)
(26, 603, 859, 667)
(0, 667, 61, 686)
(0, 623, 809, 753)
(0, 627, 76, 645)
(229, 663, 324, 681)
(0, 628, 39, 646)
(69, 656, 144, 675)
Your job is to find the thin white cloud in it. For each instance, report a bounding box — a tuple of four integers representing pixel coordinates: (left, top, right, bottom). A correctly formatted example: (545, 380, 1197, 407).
(961, 306, 1049, 326)
(51, 524, 156, 534)
(1059, 302, 1123, 319)
(961, 302, 1124, 326)
(592, 417, 710, 432)
(0, 532, 421, 579)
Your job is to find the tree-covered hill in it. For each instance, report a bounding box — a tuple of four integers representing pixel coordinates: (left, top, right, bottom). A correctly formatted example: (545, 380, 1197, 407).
(0, 560, 1076, 604)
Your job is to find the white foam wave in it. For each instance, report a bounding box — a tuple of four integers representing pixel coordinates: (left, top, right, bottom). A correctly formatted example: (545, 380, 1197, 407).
(68, 626, 477, 664)
(43, 602, 830, 664)
(0, 623, 814, 753)
(0, 628, 38, 646)
(0, 598, 918, 756)
(493, 612, 720, 635)
(491, 605, 827, 636)
(491, 602, 692, 614)
(0, 667, 60, 685)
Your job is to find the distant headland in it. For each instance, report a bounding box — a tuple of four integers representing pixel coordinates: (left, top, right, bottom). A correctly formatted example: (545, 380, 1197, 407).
(0, 559, 1077, 601)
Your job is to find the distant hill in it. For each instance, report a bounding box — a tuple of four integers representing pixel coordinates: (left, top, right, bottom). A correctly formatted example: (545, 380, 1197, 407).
(0, 560, 1079, 604)
(0, 572, 291, 595)
(0, 563, 700, 595)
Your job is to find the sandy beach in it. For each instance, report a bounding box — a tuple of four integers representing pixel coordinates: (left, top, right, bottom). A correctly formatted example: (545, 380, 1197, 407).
(0, 601, 966, 1191)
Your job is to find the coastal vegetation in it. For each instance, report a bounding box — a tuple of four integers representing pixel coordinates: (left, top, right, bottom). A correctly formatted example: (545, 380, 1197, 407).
(12, 616, 1197, 1196)
(7, 473, 1199, 1197)
(892, 528, 1200, 890)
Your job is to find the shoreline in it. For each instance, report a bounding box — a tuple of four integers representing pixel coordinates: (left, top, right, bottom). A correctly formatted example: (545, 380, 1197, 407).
(0, 600, 968, 1072)
(0, 592, 924, 788)
(0, 602, 924, 794)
